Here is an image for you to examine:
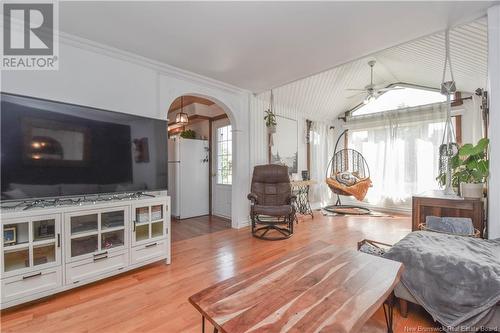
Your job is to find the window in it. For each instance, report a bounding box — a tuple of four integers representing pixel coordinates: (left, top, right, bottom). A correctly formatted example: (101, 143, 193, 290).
(352, 86, 448, 116)
(349, 118, 446, 208)
(216, 125, 232, 185)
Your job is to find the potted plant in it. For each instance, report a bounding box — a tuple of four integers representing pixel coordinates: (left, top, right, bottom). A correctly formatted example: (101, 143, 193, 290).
(453, 138, 489, 199)
(264, 109, 277, 134)
(180, 129, 196, 139)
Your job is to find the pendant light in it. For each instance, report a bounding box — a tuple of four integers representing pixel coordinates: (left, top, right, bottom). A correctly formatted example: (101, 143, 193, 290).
(175, 96, 189, 125)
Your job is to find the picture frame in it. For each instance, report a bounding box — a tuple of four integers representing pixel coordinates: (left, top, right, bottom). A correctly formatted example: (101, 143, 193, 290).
(3, 226, 17, 245)
(133, 137, 150, 163)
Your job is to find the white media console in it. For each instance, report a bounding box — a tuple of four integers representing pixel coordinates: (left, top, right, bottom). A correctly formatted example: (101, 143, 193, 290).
(0, 192, 170, 309)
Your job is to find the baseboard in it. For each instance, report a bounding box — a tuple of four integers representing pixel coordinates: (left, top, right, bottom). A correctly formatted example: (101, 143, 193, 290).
(235, 219, 250, 229)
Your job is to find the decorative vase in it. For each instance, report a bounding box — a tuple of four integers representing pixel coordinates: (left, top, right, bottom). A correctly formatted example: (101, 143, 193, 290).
(460, 183, 484, 199)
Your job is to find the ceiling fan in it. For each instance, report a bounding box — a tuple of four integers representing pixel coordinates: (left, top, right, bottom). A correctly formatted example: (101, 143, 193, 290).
(347, 60, 402, 104)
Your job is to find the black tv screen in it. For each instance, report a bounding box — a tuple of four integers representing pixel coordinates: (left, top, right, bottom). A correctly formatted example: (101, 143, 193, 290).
(1, 93, 168, 201)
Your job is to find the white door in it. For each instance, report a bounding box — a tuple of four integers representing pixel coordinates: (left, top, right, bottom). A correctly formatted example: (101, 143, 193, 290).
(179, 138, 209, 218)
(212, 119, 232, 219)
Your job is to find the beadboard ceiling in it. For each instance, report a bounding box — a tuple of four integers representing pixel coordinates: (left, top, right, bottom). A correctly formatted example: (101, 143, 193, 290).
(264, 17, 488, 120)
(59, 1, 496, 92)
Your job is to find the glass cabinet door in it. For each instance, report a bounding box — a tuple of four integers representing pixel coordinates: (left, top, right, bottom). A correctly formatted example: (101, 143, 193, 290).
(31, 217, 58, 267)
(134, 206, 150, 244)
(101, 211, 125, 230)
(66, 208, 127, 262)
(101, 229, 124, 250)
(135, 206, 150, 224)
(151, 205, 163, 222)
(33, 219, 56, 242)
(100, 210, 126, 250)
(3, 222, 29, 246)
(4, 247, 30, 272)
(71, 214, 98, 235)
(69, 214, 98, 259)
(2, 215, 61, 275)
(33, 243, 56, 266)
(71, 234, 98, 257)
(151, 221, 164, 238)
(132, 203, 166, 246)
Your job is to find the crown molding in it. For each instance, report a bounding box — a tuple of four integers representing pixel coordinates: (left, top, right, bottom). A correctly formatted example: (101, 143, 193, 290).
(58, 31, 250, 96)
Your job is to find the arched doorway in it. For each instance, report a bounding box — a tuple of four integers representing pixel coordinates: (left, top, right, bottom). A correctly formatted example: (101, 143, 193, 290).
(166, 95, 233, 241)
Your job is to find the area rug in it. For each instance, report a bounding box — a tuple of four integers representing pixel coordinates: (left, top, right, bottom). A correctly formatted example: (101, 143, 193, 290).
(321, 209, 392, 217)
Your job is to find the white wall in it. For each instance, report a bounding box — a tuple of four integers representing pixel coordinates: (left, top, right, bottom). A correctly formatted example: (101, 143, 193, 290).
(1, 34, 251, 229)
(488, 5, 500, 239)
(249, 92, 308, 174)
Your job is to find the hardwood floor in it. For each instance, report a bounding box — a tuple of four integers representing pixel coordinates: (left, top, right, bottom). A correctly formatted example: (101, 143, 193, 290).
(1, 212, 438, 333)
(172, 215, 231, 242)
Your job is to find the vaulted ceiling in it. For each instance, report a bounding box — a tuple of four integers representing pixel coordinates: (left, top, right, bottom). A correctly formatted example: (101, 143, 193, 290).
(59, 1, 496, 92)
(264, 17, 488, 120)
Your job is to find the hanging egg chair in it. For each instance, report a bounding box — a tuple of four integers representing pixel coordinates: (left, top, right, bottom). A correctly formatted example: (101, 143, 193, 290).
(324, 129, 372, 215)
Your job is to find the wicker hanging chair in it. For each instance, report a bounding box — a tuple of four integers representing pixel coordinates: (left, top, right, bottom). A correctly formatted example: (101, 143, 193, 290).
(324, 129, 372, 215)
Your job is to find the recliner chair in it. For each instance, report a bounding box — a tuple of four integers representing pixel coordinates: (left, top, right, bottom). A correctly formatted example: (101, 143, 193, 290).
(247, 164, 296, 240)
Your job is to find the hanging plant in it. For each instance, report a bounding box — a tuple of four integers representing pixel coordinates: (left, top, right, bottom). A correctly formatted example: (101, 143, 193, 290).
(264, 109, 277, 133)
(265, 90, 277, 135)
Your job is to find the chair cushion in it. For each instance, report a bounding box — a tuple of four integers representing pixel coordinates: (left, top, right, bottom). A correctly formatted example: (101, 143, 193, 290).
(326, 176, 372, 201)
(253, 204, 292, 216)
(335, 171, 360, 186)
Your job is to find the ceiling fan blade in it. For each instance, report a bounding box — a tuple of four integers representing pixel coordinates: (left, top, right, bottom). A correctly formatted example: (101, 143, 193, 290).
(346, 88, 366, 91)
(347, 92, 366, 99)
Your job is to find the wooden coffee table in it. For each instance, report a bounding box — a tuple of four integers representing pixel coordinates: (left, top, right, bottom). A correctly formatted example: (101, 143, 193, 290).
(189, 241, 403, 333)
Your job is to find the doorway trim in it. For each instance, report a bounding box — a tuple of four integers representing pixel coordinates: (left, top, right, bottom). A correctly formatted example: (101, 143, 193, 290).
(166, 92, 242, 229)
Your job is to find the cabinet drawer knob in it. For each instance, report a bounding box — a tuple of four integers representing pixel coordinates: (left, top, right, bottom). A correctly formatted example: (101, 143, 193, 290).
(145, 242, 158, 248)
(22, 272, 42, 280)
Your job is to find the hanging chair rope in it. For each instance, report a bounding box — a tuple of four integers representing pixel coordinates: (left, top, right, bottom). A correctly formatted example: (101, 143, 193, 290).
(439, 28, 459, 195)
(441, 29, 455, 85)
(440, 28, 457, 147)
(268, 89, 275, 147)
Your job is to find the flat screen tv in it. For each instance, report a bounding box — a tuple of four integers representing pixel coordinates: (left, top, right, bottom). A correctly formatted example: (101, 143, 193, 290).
(1, 93, 168, 201)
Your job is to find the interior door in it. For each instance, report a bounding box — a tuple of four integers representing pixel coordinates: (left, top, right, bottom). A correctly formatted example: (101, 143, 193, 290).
(212, 119, 232, 219)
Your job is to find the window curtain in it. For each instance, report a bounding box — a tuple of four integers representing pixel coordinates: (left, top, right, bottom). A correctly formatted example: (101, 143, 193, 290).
(309, 121, 334, 208)
(345, 104, 447, 210)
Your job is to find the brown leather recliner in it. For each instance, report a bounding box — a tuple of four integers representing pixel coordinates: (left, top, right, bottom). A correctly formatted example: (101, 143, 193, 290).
(248, 164, 296, 240)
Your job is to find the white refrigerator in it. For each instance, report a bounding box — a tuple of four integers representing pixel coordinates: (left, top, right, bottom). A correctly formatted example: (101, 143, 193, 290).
(168, 137, 210, 219)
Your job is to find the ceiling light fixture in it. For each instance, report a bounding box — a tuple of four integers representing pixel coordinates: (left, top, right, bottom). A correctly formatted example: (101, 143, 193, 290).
(363, 94, 376, 105)
(175, 96, 189, 125)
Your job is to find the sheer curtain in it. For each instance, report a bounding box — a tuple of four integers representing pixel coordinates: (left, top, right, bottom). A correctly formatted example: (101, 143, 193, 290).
(309, 121, 334, 208)
(346, 104, 446, 209)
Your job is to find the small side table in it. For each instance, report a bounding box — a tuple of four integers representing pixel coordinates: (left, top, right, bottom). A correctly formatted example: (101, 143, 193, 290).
(291, 180, 316, 219)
